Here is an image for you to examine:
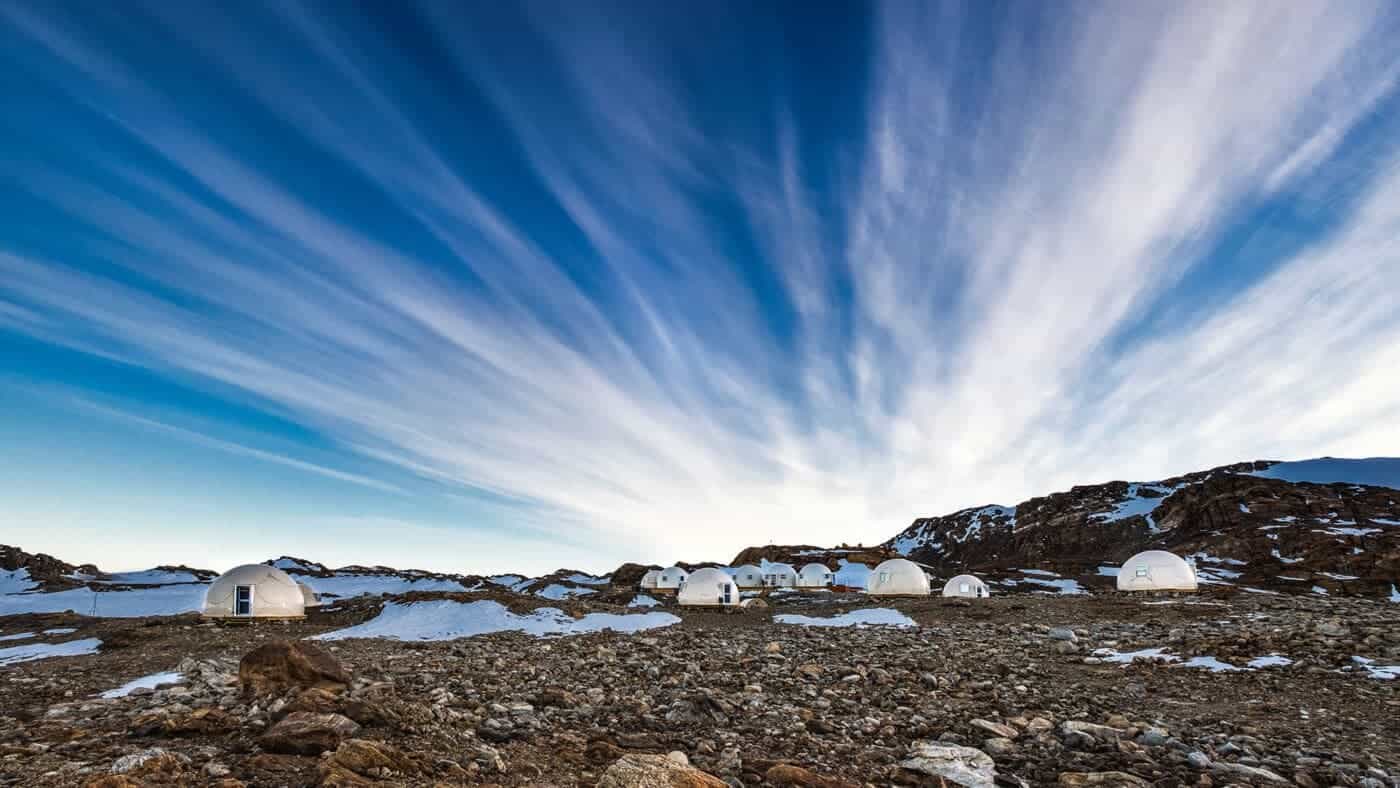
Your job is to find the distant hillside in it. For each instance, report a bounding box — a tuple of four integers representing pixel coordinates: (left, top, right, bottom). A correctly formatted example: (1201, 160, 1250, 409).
(883, 458, 1400, 596)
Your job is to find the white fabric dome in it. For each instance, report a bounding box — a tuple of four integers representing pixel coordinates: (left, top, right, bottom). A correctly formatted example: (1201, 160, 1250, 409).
(203, 564, 305, 619)
(762, 563, 797, 588)
(941, 574, 990, 598)
(797, 563, 833, 588)
(639, 569, 662, 589)
(730, 565, 764, 588)
(297, 582, 322, 608)
(866, 558, 931, 597)
(677, 567, 740, 607)
(1117, 550, 1197, 591)
(657, 566, 689, 589)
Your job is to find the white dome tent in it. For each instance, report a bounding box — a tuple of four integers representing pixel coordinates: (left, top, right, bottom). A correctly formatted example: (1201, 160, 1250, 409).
(297, 582, 322, 609)
(866, 558, 931, 597)
(677, 567, 740, 607)
(797, 563, 833, 589)
(730, 565, 764, 588)
(639, 569, 662, 590)
(941, 574, 990, 598)
(203, 564, 306, 619)
(762, 563, 798, 588)
(1117, 550, 1198, 591)
(657, 566, 689, 591)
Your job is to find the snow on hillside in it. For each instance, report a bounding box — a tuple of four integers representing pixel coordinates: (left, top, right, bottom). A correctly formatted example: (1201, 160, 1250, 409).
(1091, 483, 1185, 531)
(563, 573, 610, 586)
(0, 585, 208, 618)
(1252, 458, 1400, 491)
(893, 505, 1015, 555)
(534, 584, 595, 600)
(270, 557, 327, 573)
(0, 569, 36, 595)
(94, 569, 201, 585)
(316, 599, 680, 641)
(291, 573, 471, 599)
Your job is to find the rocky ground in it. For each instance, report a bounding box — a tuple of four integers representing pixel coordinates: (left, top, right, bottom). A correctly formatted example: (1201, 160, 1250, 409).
(1, 589, 1397, 787)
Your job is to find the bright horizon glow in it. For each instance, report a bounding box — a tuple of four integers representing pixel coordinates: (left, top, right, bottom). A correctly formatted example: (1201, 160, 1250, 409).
(2, 2, 1400, 576)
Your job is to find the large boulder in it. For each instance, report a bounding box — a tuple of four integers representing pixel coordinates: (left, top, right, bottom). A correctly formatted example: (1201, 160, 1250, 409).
(239, 640, 350, 696)
(258, 712, 360, 755)
(897, 742, 996, 788)
(597, 753, 728, 788)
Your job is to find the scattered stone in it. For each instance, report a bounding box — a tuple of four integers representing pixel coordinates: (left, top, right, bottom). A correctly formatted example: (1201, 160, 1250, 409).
(898, 742, 997, 787)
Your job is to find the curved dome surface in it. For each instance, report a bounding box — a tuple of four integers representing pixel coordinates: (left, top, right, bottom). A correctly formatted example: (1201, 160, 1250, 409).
(866, 558, 931, 597)
(203, 564, 305, 619)
(797, 563, 833, 588)
(657, 566, 689, 589)
(677, 567, 740, 607)
(762, 563, 798, 588)
(730, 565, 764, 588)
(297, 582, 322, 608)
(941, 574, 990, 598)
(1117, 550, 1197, 591)
(639, 569, 662, 589)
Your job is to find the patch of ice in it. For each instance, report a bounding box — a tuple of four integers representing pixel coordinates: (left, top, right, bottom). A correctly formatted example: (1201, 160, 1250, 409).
(774, 608, 916, 628)
(1390, 584, 1399, 603)
(1092, 647, 1179, 664)
(1239, 503, 1251, 513)
(0, 568, 37, 594)
(0, 585, 208, 618)
(1241, 587, 1279, 595)
(0, 632, 35, 642)
(1319, 572, 1358, 581)
(316, 600, 679, 641)
(44, 627, 78, 635)
(1351, 656, 1400, 680)
(101, 671, 184, 699)
(1019, 569, 1058, 577)
(626, 595, 660, 608)
(1250, 458, 1400, 491)
(0, 638, 102, 667)
(1178, 656, 1246, 672)
(1270, 548, 1303, 564)
(1247, 654, 1293, 669)
(1310, 586, 1329, 595)
(534, 584, 595, 600)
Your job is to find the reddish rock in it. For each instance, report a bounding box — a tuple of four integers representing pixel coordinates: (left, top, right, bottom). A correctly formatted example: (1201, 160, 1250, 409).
(596, 753, 728, 788)
(259, 712, 361, 755)
(766, 763, 862, 787)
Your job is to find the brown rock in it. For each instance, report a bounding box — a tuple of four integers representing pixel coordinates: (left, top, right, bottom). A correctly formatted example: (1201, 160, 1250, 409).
(84, 779, 142, 788)
(163, 707, 237, 736)
(766, 763, 861, 788)
(323, 739, 416, 777)
(286, 686, 345, 715)
(596, 753, 728, 788)
(259, 711, 361, 755)
(239, 640, 351, 696)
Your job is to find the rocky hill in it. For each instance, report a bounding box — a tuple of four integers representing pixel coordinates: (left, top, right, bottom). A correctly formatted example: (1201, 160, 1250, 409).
(885, 458, 1400, 597)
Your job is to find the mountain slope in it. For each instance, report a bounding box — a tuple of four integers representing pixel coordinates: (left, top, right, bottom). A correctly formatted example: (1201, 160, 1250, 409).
(885, 458, 1399, 595)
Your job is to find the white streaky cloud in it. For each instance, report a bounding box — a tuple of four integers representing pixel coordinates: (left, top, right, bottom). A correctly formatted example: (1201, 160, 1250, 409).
(1, 2, 1399, 569)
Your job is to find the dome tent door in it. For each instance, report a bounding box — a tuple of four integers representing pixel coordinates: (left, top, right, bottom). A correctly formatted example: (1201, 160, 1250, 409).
(234, 585, 254, 616)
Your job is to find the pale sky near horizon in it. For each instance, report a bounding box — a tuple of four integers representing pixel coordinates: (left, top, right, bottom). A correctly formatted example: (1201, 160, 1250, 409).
(3, 1, 1400, 575)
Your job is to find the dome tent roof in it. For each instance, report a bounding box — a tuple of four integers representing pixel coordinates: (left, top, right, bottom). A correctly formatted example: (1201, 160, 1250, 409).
(730, 564, 764, 588)
(639, 569, 662, 589)
(866, 558, 931, 597)
(797, 562, 833, 587)
(941, 574, 989, 598)
(297, 581, 322, 608)
(203, 564, 305, 619)
(1117, 550, 1197, 591)
(762, 562, 797, 587)
(677, 567, 740, 606)
(656, 566, 688, 589)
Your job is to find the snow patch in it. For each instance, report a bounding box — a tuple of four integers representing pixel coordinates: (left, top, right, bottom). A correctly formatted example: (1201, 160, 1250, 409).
(1247, 654, 1293, 669)
(0, 638, 102, 667)
(95, 569, 200, 585)
(0, 632, 35, 642)
(1092, 647, 1179, 664)
(0, 585, 207, 618)
(1096, 566, 1120, 577)
(1178, 656, 1245, 673)
(295, 574, 470, 600)
(101, 671, 184, 699)
(774, 608, 916, 628)
(563, 573, 610, 586)
(626, 595, 660, 608)
(534, 584, 595, 600)
(317, 600, 679, 641)
(0, 568, 37, 594)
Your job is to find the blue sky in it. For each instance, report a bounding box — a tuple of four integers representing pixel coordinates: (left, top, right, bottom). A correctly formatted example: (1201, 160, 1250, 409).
(2, 2, 1399, 575)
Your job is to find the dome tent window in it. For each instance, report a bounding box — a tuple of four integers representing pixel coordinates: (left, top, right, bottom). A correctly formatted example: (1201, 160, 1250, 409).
(234, 585, 253, 616)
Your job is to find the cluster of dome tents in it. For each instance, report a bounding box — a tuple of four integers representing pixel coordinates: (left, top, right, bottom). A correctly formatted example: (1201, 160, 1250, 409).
(194, 550, 1200, 619)
(643, 550, 1201, 607)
